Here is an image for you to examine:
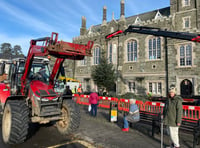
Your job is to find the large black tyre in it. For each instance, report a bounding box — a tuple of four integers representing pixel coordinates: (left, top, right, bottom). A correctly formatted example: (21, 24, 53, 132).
(2, 100, 29, 144)
(56, 99, 80, 135)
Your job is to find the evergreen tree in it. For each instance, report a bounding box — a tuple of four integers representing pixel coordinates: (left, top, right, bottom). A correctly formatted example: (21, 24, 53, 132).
(0, 43, 24, 58)
(91, 55, 116, 92)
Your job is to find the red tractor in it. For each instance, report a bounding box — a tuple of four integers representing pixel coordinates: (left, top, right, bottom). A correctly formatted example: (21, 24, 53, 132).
(0, 32, 93, 144)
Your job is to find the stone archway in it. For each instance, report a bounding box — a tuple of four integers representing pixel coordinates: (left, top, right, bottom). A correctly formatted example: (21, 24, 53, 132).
(180, 79, 193, 97)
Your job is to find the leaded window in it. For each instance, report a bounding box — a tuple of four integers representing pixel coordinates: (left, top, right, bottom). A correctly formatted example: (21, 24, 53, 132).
(180, 44, 192, 66)
(127, 40, 137, 62)
(148, 37, 161, 60)
(93, 46, 100, 65)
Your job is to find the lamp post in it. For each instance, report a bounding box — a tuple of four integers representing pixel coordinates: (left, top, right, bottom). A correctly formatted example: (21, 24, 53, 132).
(116, 24, 120, 96)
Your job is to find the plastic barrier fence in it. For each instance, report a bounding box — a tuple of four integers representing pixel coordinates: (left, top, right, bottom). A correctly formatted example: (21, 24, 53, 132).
(118, 99, 129, 111)
(143, 101, 165, 114)
(98, 96, 118, 109)
(72, 94, 200, 121)
(79, 95, 90, 105)
(182, 105, 200, 121)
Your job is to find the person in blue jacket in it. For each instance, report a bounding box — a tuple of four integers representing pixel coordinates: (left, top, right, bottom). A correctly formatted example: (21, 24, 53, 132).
(122, 98, 140, 132)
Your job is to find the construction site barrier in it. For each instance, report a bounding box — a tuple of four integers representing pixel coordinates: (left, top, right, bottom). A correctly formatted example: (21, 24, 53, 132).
(143, 101, 165, 114)
(79, 95, 90, 105)
(118, 99, 129, 111)
(72, 94, 200, 121)
(182, 105, 200, 121)
(98, 96, 118, 109)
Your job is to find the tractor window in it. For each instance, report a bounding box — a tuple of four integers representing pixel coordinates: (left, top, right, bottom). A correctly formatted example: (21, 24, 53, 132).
(29, 63, 50, 83)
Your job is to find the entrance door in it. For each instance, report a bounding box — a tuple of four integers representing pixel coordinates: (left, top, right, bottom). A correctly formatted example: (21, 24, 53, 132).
(180, 79, 193, 97)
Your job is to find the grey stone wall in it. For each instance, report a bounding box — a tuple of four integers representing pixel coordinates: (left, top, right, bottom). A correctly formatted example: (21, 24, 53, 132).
(72, 0, 200, 97)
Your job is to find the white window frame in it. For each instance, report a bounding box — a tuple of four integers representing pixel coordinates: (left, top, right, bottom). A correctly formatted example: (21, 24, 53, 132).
(183, 16, 191, 29)
(93, 46, 100, 65)
(179, 43, 192, 67)
(148, 37, 161, 60)
(108, 42, 117, 64)
(148, 82, 162, 95)
(127, 39, 138, 62)
(127, 81, 136, 93)
(182, 0, 190, 7)
(80, 57, 87, 66)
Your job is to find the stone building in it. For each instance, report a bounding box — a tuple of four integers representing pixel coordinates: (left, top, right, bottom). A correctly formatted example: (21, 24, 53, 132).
(71, 0, 200, 97)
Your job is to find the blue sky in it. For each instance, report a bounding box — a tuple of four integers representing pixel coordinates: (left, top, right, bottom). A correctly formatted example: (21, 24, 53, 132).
(0, 0, 170, 55)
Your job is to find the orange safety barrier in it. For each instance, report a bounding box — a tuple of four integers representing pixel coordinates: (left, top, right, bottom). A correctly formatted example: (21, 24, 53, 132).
(72, 94, 80, 103)
(72, 94, 200, 121)
(143, 101, 165, 114)
(99, 96, 118, 109)
(79, 94, 90, 105)
(182, 105, 200, 121)
(118, 99, 130, 111)
(136, 100, 145, 111)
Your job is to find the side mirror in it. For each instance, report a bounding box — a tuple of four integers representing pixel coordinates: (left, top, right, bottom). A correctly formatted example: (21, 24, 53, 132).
(0, 62, 5, 76)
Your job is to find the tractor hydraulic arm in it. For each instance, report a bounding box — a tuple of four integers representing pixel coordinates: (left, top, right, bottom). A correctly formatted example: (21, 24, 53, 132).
(21, 32, 94, 95)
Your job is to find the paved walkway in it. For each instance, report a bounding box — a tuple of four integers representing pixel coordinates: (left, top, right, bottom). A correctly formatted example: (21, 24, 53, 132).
(74, 105, 194, 148)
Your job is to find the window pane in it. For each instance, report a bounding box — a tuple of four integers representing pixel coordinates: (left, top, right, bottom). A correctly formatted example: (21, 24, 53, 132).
(180, 46, 185, 56)
(149, 83, 152, 92)
(158, 83, 162, 94)
(186, 44, 191, 56)
(149, 39, 152, 59)
(186, 57, 192, 65)
(180, 58, 185, 66)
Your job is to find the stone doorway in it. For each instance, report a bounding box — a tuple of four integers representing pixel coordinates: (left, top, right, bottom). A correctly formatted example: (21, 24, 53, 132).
(180, 79, 193, 97)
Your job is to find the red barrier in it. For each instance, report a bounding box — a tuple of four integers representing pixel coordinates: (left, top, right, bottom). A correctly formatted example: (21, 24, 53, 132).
(72, 94, 200, 121)
(182, 105, 200, 121)
(99, 96, 118, 109)
(136, 100, 144, 111)
(143, 101, 165, 114)
(72, 94, 80, 103)
(118, 99, 129, 111)
(79, 94, 90, 105)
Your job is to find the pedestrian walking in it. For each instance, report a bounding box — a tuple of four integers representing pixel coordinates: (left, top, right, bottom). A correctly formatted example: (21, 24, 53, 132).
(122, 98, 140, 132)
(163, 86, 183, 148)
(89, 89, 99, 117)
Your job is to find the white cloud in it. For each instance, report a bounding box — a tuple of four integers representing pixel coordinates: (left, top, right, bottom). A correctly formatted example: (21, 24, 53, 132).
(0, 1, 57, 33)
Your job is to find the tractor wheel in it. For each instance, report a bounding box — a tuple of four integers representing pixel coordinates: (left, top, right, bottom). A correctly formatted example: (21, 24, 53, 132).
(56, 99, 80, 135)
(2, 100, 29, 144)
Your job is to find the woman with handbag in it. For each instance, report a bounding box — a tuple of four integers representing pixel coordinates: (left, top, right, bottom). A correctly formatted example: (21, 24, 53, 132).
(89, 89, 99, 117)
(122, 98, 140, 132)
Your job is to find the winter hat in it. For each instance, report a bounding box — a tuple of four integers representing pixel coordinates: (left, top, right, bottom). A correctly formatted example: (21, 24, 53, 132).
(169, 87, 176, 94)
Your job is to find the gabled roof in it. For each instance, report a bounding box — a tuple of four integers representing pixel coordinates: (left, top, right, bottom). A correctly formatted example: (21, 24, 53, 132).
(126, 7, 170, 25)
(83, 7, 170, 35)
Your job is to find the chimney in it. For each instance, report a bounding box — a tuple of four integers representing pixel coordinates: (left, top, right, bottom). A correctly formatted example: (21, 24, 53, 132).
(80, 16, 86, 35)
(102, 6, 107, 25)
(120, 0, 125, 17)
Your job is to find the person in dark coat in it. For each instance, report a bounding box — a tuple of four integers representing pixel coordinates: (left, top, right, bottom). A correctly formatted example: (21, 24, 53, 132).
(163, 87, 183, 148)
(63, 85, 72, 99)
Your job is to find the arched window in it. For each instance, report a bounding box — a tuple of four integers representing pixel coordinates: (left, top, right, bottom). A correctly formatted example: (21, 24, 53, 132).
(127, 40, 137, 62)
(180, 44, 192, 66)
(93, 46, 100, 65)
(148, 37, 161, 60)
